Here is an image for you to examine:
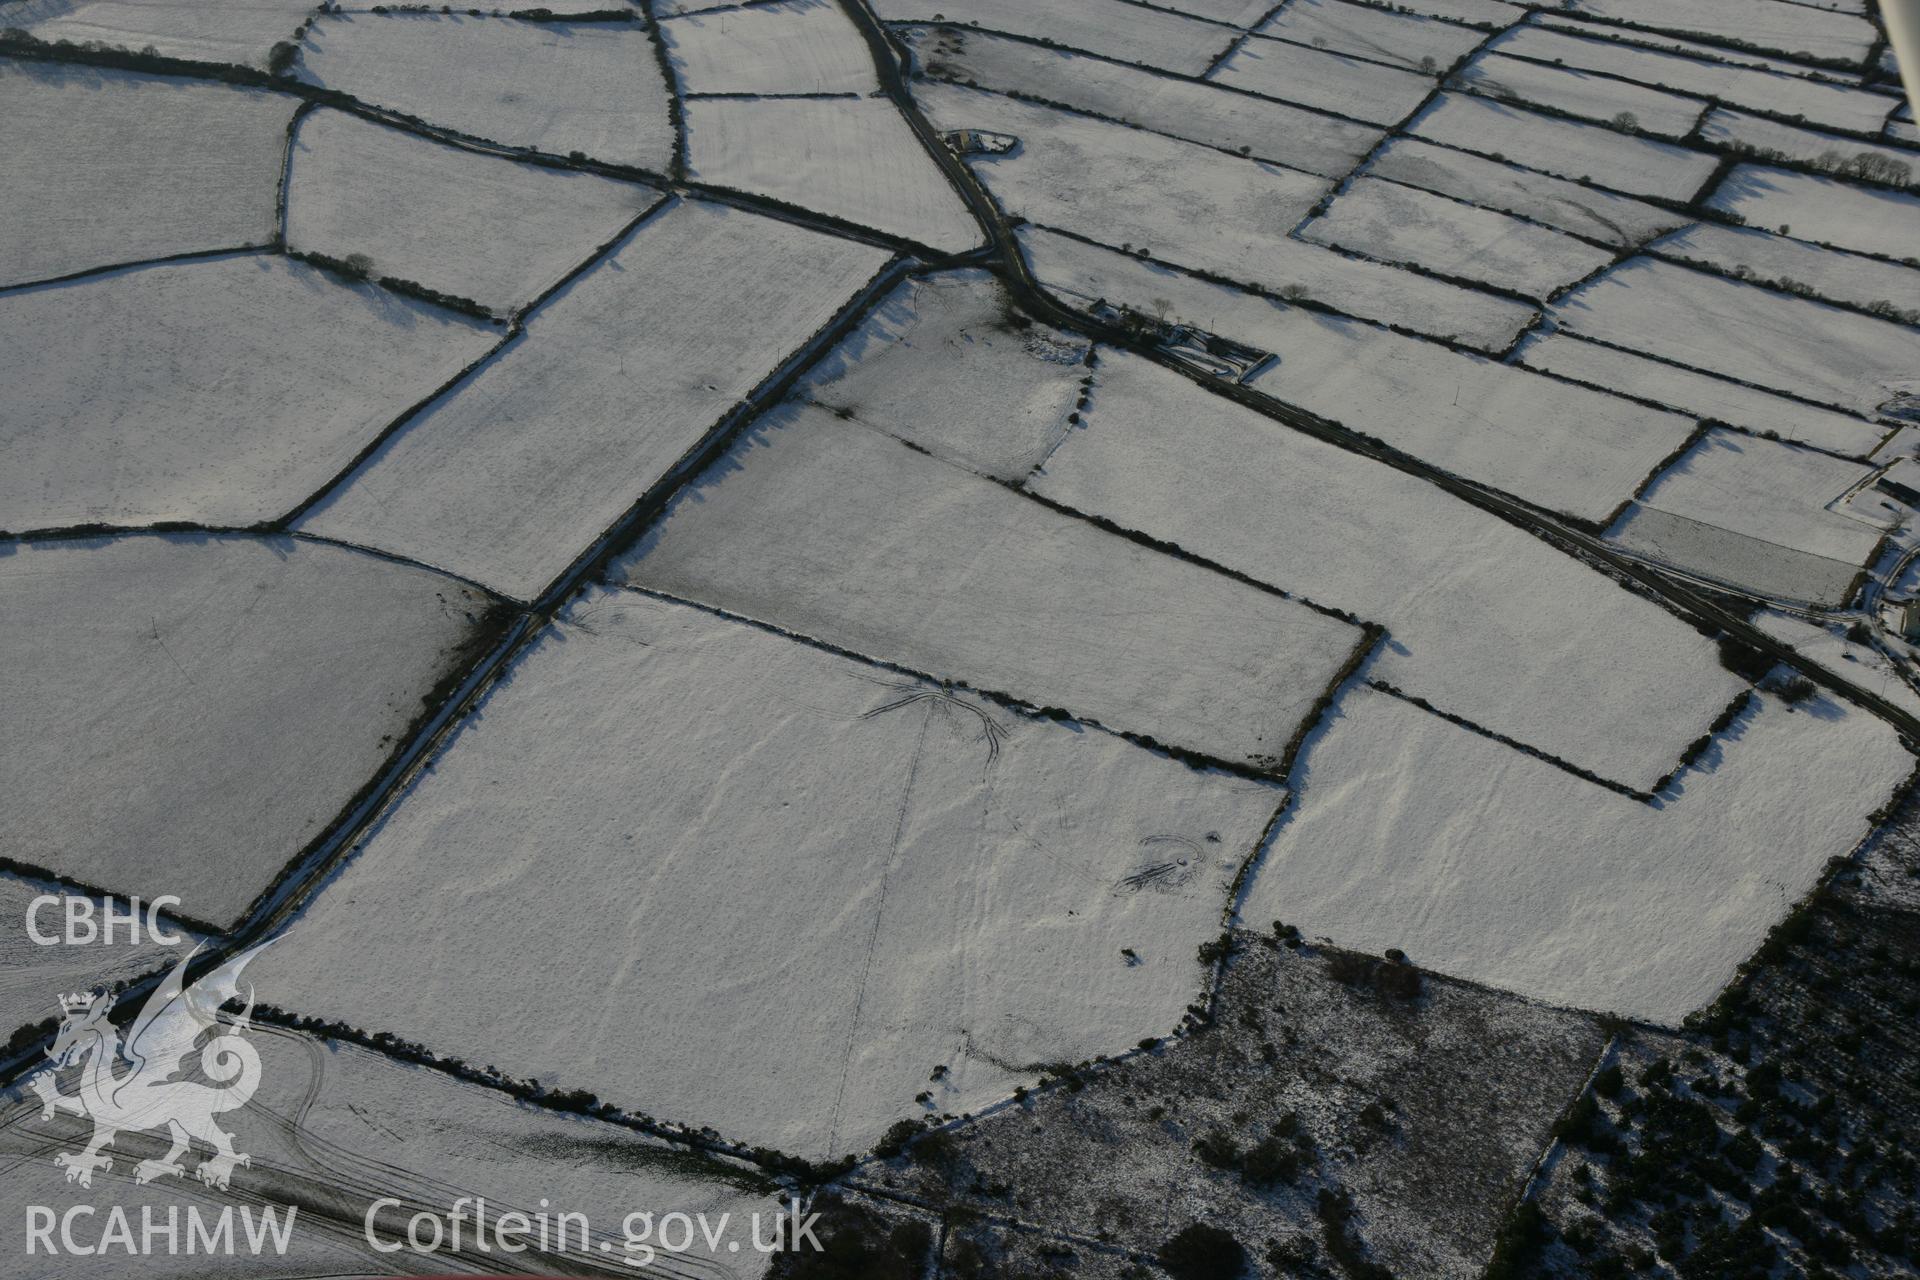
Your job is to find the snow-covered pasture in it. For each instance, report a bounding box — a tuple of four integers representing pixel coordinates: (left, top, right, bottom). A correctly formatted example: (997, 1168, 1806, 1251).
(663, 0, 878, 96)
(247, 591, 1287, 1157)
(1697, 109, 1917, 190)
(286, 109, 663, 316)
(1706, 165, 1920, 265)
(930, 91, 1533, 351)
(299, 198, 895, 602)
(295, 12, 675, 172)
(684, 98, 982, 252)
(1364, 137, 1687, 248)
(0, 62, 294, 289)
(899, 24, 1383, 178)
(1021, 231, 1690, 525)
(1552, 257, 1919, 419)
(871, 0, 1239, 76)
(620, 401, 1369, 772)
(1648, 222, 1920, 320)
(1516, 333, 1889, 457)
(1027, 350, 1743, 790)
(1557, 0, 1878, 67)
(1211, 34, 1436, 125)
(1453, 52, 1707, 139)
(1242, 682, 1909, 1024)
(1408, 93, 1720, 200)
(6, 0, 312, 68)
(1488, 23, 1896, 136)
(1608, 428, 1884, 606)
(1256, 0, 1489, 73)
(795, 269, 1092, 482)
(0, 533, 494, 928)
(0, 254, 500, 532)
(1298, 175, 1616, 299)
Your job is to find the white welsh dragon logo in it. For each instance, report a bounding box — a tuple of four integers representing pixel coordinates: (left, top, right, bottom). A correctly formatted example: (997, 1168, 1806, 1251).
(26, 943, 272, 1191)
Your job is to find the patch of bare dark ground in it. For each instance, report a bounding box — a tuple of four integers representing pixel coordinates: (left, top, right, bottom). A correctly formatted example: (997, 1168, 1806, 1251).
(1498, 806, 1920, 1280)
(796, 932, 1603, 1280)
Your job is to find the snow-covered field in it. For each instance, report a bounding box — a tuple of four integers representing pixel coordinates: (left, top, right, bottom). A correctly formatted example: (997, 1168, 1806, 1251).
(795, 269, 1092, 482)
(621, 402, 1367, 770)
(1698, 108, 1919, 188)
(1029, 351, 1742, 789)
(10, 0, 1920, 1265)
(1022, 231, 1690, 524)
(898, 24, 1383, 178)
(1648, 221, 1920, 319)
(0, 61, 293, 288)
(0, 254, 500, 532)
(1242, 681, 1908, 1024)
(1408, 93, 1721, 200)
(1488, 23, 1894, 135)
(870, 0, 1238, 76)
(1558, 0, 1878, 66)
(1706, 165, 1920, 264)
(1552, 257, 1919, 418)
(1453, 52, 1707, 139)
(1516, 332, 1890, 457)
(685, 98, 981, 251)
(1608, 428, 1884, 606)
(1, 1017, 780, 1277)
(1001, 166, 1536, 353)
(246, 590, 1286, 1156)
(296, 12, 675, 172)
(1257, 0, 1489, 72)
(7, 0, 312, 68)
(0, 534, 492, 928)
(663, 0, 878, 96)
(1298, 174, 1616, 299)
(1211, 34, 1437, 125)
(300, 198, 894, 601)
(1364, 137, 1687, 247)
(285, 109, 662, 316)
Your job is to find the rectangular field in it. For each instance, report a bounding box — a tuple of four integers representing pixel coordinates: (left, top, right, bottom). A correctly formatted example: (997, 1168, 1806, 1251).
(1409, 93, 1720, 200)
(1558, 0, 1877, 66)
(1256, 0, 1489, 72)
(1212, 34, 1437, 125)
(662, 0, 879, 95)
(0, 254, 500, 530)
(286, 108, 663, 315)
(1551, 257, 1919, 417)
(1698, 109, 1918, 189)
(298, 199, 895, 601)
(621, 402, 1368, 770)
(1489, 23, 1896, 135)
(901, 24, 1383, 178)
(871, 0, 1238, 76)
(0, 533, 490, 928)
(1706, 165, 1920, 263)
(1028, 350, 1743, 789)
(1298, 175, 1616, 299)
(1516, 333, 1888, 456)
(1452, 52, 1707, 138)
(1365, 137, 1687, 247)
(686, 98, 981, 251)
(1610, 427, 1883, 605)
(245, 590, 1287, 1157)
(796, 269, 1093, 482)
(0, 61, 295, 289)
(10, 0, 313, 67)
(1649, 222, 1920, 319)
(1241, 682, 1909, 1024)
(296, 12, 675, 172)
